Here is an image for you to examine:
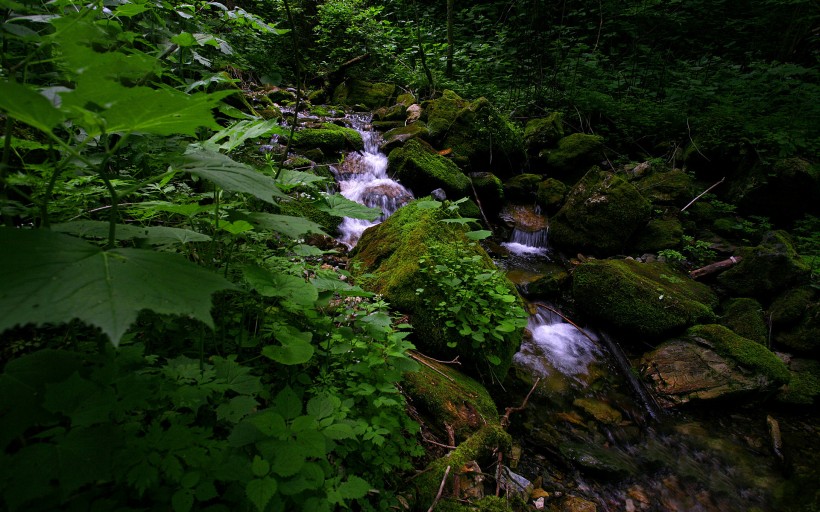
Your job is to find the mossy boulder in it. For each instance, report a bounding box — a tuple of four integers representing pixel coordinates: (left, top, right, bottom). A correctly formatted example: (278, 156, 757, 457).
(388, 138, 470, 198)
(775, 301, 820, 356)
(540, 133, 604, 178)
(717, 231, 811, 298)
(633, 169, 694, 206)
(503, 174, 542, 202)
(640, 324, 790, 407)
(778, 358, 820, 405)
(331, 79, 397, 108)
(572, 259, 718, 341)
(291, 123, 363, 154)
(523, 113, 564, 153)
(468, 172, 504, 214)
(413, 425, 512, 510)
(421, 90, 524, 177)
(770, 285, 815, 325)
(633, 218, 684, 253)
(522, 265, 570, 299)
(720, 298, 767, 345)
(403, 359, 498, 442)
(535, 178, 568, 213)
(550, 169, 652, 256)
(350, 199, 525, 380)
(730, 157, 820, 222)
(380, 121, 430, 153)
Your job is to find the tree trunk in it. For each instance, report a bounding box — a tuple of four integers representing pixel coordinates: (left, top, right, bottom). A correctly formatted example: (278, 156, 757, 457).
(446, 0, 454, 78)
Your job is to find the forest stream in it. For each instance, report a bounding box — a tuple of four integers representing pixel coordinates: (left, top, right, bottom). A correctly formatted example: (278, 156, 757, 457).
(334, 113, 820, 512)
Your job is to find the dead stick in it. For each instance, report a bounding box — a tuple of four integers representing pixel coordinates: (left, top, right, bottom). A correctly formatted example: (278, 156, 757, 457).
(427, 465, 452, 512)
(688, 255, 743, 279)
(412, 350, 461, 365)
(501, 377, 541, 428)
(681, 177, 725, 212)
(409, 353, 456, 382)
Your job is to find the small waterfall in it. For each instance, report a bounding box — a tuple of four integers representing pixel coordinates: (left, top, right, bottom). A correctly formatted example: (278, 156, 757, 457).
(502, 227, 550, 256)
(335, 114, 413, 248)
(513, 305, 602, 379)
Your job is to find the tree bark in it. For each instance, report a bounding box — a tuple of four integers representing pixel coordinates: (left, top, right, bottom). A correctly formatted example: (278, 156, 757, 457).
(689, 255, 743, 280)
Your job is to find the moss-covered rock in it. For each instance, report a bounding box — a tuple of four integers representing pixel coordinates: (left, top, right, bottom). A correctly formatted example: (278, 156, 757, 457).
(730, 157, 820, 222)
(291, 123, 364, 154)
(717, 231, 811, 298)
(770, 286, 816, 325)
(688, 324, 790, 385)
(388, 138, 470, 198)
(350, 199, 525, 380)
(380, 121, 430, 153)
(521, 265, 570, 300)
(421, 90, 524, 177)
(331, 79, 397, 108)
(633, 169, 694, 206)
(775, 301, 820, 356)
(414, 425, 512, 510)
(633, 218, 684, 253)
(535, 178, 568, 213)
(523, 113, 564, 153)
(276, 196, 338, 234)
(777, 358, 820, 405)
(503, 174, 542, 202)
(572, 259, 718, 340)
(540, 133, 604, 178)
(468, 172, 504, 214)
(550, 169, 652, 256)
(403, 359, 498, 442)
(720, 298, 767, 345)
(640, 324, 789, 407)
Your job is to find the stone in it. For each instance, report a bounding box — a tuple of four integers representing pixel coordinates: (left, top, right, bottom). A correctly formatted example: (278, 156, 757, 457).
(572, 397, 623, 425)
(539, 133, 604, 178)
(555, 496, 598, 512)
(380, 122, 430, 153)
(468, 172, 505, 214)
(388, 139, 470, 198)
(558, 441, 637, 479)
(503, 174, 543, 202)
(730, 157, 820, 222)
(777, 358, 820, 405)
(632, 218, 684, 253)
(332, 79, 397, 108)
(536, 178, 568, 213)
(720, 298, 767, 345)
(550, 169, 651, 256)
(572, 259, 718, 341)
(523, 113, 564, 154)
(291, 123, 364, 154)
(633, 169, 694, 206)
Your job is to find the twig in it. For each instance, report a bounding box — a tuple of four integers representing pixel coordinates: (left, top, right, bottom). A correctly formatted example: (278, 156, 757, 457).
(495, 451, 503, 496)
(411, 350, 461, 365)
(501, 377, 541, 428)
(409, 353, 456, 382)
(686, 117, 710, 162)
(426, 465, 451, 512)
(422, 438, 456, 450)
(680, 176, 725, 212)
(468, 176, 494, 236)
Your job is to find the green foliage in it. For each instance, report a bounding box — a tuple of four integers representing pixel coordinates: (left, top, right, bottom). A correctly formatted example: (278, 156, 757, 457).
(681, 235, 717, 266)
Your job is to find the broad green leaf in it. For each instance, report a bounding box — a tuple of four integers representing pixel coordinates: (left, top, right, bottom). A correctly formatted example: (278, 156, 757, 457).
(292, 244, 331, 257)
(322, 422, 355, 440)
(315, 194, 382, 221)
(178, 148, 288, 204)
(113, 3, 151, 16)
(0, 228, 236, 345)
(273, 386, 302, 420)
(276, 169, 327, 188)
(249, 212, 328, 238)
(440, 217, 478, 225)
(337, 475, 371, 500)
(272, 443, 305, 477)
(306, 394, 338, 420)
(220, 220, 254, 235)
(242, 265, 318, 307)
(262, 339, 314, 365)
(0, 81, 64, 133)
(172, 32, 197, 47)
(415, 200, 442, 209)
(172, 489, 194, 512)
(205, 119, 287, 153)
(52, 221, 211, 245)
(251, 456, 270, 477)
(216, 395, 259, 423)
(246, 477, 277, 512)
(465, 229, 492, 240)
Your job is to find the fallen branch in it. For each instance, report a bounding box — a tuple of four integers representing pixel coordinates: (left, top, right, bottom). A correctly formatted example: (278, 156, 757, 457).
(426, 465, 452, 512)
(412, 351, 461, 365)
(689, 255, 743, 280)
(501, 377, 541, 428)
(409, 352, 456, 382)
(681, 177, 725, 212)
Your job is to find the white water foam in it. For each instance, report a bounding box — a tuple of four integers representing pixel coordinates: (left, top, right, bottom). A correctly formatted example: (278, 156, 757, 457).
(513, 308, 601, 378)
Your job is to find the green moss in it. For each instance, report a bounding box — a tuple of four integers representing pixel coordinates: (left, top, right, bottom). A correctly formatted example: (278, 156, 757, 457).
(291, 123, 363, 154)
(523, 113, 564, 153)
(414, 425, 511, 508)
(633, 218, 684, 253)
(535, 178, 567, 213)
(720, 298, 767, 345)
(778, 358, 820, 405)
(277, 197, 337, 233)
(388, 138, 470, 197)
(381, 121, 430, 153)
(436, 496, 515, 512)
(503, 174, 542, 202)
(688, 324, 790, 385)
(403, 360, 498, 441)
(634, 169, 694, 206)
(550, 169, 652, 256)
(541, 133, 604, 177)
(775, 300, 820, 355)
(332, 79, 397, 108)
(572, 259, 718, 340)
(422, 90, 470, 138)
(468, 172, 504, 213)
(770, 286, 816, 325)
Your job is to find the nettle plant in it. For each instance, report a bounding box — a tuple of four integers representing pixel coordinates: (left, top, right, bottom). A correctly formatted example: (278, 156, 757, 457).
(0, 1, 419, 511)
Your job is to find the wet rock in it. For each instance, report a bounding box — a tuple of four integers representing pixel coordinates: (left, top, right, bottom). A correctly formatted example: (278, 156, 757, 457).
(332, 79, 397, 108)
(504, 174, 543, 202)
(380, 121, 430, 153)
(572, 397, 623, 425)
(291, 123, 364, 154)
(550, 169, 651, 256)
(522, 266, 571, 300)
(770, 286, 820, 356)
(536, 178, 568, 213)
(500, 204, 549, 232)
(421, 90, 524, 177)
(523, 113, 564, 155)
(539, 133, 604, 179)
(777, 358, 820, 405)
(388, 138, 470, 198)
(770, 285, 815, 325)
(558, 442, 637, 479)
(498, 467, 533, 501)
(717, 230, 811, 299)
(640, 324, 790, 407)
(730, 157, 820, 222)
(572, 259, 717, 340)
(468, 172, 505, 214)
(455, 461, 486, 499)
(552, 495, 598, 512)
(720, 298, 767, 345)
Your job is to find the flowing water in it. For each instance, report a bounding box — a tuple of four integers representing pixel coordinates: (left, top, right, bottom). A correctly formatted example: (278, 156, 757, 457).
(334, 117, 814, 512)
(334, 114, 413, 248)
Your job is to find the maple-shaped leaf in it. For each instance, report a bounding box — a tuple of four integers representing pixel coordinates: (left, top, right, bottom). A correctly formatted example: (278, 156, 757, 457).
(0, 228, 236, 346)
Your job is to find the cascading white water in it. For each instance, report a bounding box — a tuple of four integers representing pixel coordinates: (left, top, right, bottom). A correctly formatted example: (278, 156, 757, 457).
(335, 114, 413, 248)
(513, 306, 602, 378)
(502, 227, 550, 256)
